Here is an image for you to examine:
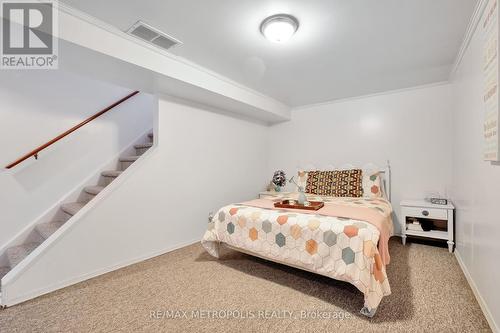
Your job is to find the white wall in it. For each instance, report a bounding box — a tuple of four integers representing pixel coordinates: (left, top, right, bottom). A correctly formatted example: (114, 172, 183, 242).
(450, 5, 500, 330)
(2, 97, 269, 305)
(268, 84, 453, 234)
(0, 70, 154, 247)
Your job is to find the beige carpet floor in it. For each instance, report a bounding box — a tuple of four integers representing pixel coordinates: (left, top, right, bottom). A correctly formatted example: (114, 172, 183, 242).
(0, 238, 491, 332)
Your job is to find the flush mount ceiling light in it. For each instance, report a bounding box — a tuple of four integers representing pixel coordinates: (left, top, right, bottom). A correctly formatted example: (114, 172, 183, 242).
(260, 14, 299, 43)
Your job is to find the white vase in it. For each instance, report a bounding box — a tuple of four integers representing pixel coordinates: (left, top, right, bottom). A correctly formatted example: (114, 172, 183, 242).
(298, 186, 306, 205)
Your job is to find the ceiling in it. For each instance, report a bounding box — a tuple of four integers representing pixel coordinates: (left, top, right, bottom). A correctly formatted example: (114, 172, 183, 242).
(61, 0, 477, 107)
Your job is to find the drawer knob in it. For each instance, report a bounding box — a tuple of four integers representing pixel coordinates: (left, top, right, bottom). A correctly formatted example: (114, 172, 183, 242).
(422, 210, 429, 217)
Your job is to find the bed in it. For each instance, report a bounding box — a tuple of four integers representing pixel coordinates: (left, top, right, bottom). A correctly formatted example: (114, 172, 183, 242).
(201, 163, 393, 317)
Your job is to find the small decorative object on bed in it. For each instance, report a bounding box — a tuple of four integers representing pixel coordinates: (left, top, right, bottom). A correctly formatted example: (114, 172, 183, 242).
(271, 170, 286, 192)
(289, 176, 307, 205)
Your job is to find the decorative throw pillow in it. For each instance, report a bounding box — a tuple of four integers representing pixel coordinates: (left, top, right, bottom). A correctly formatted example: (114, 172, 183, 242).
(305, 171, 336, 195)
(331, 169, 363, 197)
(363, 171, 383, 198)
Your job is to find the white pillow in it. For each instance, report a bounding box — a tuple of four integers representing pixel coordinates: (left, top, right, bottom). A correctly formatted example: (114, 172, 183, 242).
(362, 171, 383, 198)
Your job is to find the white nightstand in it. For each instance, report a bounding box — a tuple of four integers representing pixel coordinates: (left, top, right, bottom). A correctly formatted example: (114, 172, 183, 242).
(258, 191, 291, 199)
(400, 200, 455, 253)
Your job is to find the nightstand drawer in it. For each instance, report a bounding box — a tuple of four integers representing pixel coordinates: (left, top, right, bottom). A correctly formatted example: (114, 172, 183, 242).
(402, 206, 447, 220)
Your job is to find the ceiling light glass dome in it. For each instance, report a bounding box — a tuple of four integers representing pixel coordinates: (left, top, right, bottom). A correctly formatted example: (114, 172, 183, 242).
(260, 14, 299, 43)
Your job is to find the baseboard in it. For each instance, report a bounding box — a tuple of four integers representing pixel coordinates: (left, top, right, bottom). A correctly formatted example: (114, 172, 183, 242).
(2, 238, 200, 307)
(455, 250, 499, 333)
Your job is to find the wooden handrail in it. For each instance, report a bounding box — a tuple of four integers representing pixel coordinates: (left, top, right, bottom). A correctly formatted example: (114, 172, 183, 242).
(5, 90, 140, 169)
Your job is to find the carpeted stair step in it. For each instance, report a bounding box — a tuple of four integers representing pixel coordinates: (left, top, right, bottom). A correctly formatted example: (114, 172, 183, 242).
(0, 266, 10, 281)
(101, 170, 123, 185)
(6, 242, 41, 268)
(35, 220, 66, 239)
(119, 156, 140, 170)
(61, 202, 86, 216)
(119, 156, 140, 162)
(84, 185, 105, 196)
(134, 142, 152, 149)
(101, 170, 122, 178)
(134, 142, 153, 155)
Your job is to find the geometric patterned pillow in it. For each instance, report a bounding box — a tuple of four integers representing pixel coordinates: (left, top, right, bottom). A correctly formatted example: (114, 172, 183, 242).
(362, 171, 383, 198)
(305, 170, 336, 195)
(331, 169, 364, 197)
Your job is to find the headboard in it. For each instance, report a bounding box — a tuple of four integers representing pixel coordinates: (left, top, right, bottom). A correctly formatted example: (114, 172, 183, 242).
(295, 160, 392, 201)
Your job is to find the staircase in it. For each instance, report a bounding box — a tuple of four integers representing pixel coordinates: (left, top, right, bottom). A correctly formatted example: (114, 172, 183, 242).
(0, 132, 154, 285)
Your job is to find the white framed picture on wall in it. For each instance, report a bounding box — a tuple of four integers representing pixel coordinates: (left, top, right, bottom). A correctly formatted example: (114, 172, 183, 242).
(483, 0, 500, 161)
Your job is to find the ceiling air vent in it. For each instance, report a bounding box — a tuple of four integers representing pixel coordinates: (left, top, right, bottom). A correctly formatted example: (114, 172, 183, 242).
(126, 21, 182, 51)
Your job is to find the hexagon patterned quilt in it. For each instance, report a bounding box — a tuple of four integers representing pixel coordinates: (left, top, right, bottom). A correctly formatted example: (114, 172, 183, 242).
(202, 194, 393, 317)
